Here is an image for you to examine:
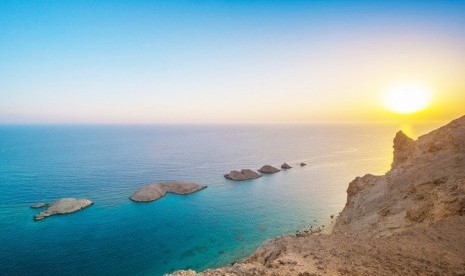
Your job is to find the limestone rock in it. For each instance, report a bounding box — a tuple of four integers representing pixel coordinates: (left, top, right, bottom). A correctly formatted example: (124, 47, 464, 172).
(258, 165, 280, 174)
(34, 198, 93, 221)
(224, 169, 262, 181)
(130, 182, 207, 202)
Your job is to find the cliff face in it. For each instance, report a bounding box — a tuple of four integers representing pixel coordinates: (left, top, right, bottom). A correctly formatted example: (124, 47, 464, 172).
(334, 115, 465, 236)
(169, 116, 465, 276)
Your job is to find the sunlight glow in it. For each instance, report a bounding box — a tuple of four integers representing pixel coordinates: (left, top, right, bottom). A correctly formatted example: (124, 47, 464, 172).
(383, 84, 432, 114)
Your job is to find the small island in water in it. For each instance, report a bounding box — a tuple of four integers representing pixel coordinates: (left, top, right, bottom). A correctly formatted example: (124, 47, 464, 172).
(169, 116, 465, 275)
(32, 198, 93, 221)
(130, 182, 207, 202)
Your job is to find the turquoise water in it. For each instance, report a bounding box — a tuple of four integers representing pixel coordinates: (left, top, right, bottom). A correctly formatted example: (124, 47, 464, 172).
(0, 124, 438, 275)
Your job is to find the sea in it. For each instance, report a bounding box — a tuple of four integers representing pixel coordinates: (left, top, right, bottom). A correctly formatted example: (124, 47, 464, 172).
(0, 123, 442, 275)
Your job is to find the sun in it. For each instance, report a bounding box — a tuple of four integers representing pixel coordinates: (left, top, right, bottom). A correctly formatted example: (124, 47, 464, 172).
(383, 84, 432, 114)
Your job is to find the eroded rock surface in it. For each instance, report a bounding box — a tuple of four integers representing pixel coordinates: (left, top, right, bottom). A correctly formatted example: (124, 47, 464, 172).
(130, 182, 207, 202)
(34, 198, 93, 221)
(335, 115, 465, 236)
(224, 169, 262, 181)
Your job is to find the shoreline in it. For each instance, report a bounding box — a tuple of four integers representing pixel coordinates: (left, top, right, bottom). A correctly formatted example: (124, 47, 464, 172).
(168, 115, 465, 276)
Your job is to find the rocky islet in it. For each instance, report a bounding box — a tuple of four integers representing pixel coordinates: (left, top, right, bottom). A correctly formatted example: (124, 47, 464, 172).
(130, 182, 207, 202)
(33, 198, 93, 221)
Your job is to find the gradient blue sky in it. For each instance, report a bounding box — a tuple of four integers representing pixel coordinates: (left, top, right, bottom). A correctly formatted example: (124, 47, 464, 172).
(1, 1, 465, 123)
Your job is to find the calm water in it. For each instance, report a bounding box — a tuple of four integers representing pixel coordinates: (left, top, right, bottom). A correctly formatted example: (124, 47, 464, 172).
(0, 123, 441, 275)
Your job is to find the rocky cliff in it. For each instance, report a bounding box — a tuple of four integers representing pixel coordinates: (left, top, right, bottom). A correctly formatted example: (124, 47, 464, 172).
(169, 115, 465, 276)
(335, 115, 465, 237)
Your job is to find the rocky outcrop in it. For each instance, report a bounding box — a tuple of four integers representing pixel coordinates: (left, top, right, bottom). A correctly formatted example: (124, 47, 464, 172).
(300, 162, 307, 166)
(224, 169, 262, 181)
(130, 182, 207, 202)
(34, 198, 93, 221)
(334, 115, 465, 236)
(258, 165, 280, 174)
(391, 130, 415, 168)
(168, 115, 465, 276)
(281, 163, 292, 169)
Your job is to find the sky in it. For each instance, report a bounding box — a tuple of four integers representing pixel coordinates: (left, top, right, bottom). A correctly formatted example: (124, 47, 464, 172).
(1, 0, 464, 124)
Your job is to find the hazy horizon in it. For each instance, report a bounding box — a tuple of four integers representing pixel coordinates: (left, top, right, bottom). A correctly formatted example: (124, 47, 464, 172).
(1, 1, 465, 124)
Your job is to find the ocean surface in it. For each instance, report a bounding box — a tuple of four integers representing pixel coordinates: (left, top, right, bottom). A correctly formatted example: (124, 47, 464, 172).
(0, 123, 442, 276)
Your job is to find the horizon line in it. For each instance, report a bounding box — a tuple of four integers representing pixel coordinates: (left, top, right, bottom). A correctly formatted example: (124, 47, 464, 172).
(0, 119, 451, 126)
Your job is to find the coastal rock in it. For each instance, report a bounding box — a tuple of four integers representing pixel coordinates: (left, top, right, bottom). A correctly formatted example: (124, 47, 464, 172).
(257, 165, 280, 174)
(168, 115, 465, 276)
(391, 130, 415, 169)
(335, 115, 465, 236)
(31, 202, 49, 208)
(34, 198, 93, 221)
(224, 169, 262, 181)
(130, 182, 207, 202)
(281, 163, 292, 169)
(300, 162, 307, 166)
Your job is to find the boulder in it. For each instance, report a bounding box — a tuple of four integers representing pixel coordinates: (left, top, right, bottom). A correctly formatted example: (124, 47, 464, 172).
(300, 162, 307, 166)
(34, 198, 93, 221)
(258, 165, 280, 174)
(281, 163, 292, 170)
(130, 182, 207, 202)
(224, 169, 262, 181)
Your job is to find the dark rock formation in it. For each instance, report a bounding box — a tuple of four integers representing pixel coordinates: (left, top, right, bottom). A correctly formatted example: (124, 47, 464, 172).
(281, 163, 292, 170)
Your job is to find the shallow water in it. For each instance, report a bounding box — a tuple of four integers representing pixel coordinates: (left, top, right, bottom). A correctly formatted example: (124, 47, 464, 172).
(0, 123, 441, 275)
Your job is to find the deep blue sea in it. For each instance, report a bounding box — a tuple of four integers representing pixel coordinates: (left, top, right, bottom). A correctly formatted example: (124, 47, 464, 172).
(0, 123, 441, 275)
